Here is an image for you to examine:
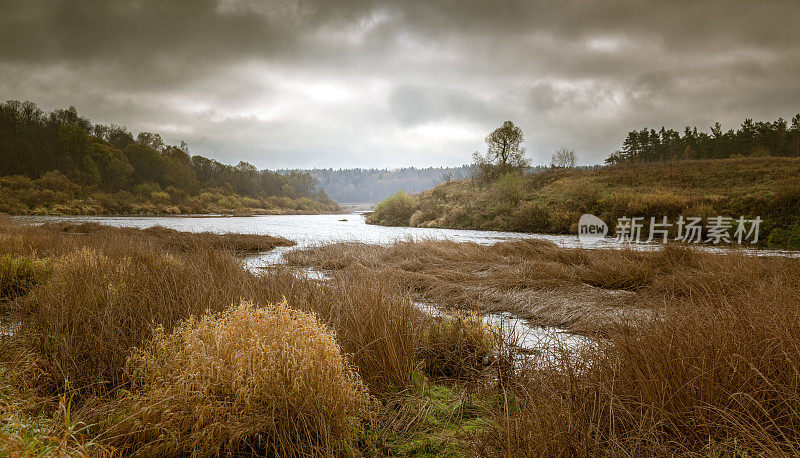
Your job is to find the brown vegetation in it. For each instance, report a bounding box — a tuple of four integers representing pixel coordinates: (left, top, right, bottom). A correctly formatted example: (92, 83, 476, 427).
(0, 218, 431, 455)
(480, 251, 800, 455)
(289, 239, 767, 332)
(21, 245, 260, 390)
(39, 221, 295, 253)
(113, 301, 369, 456)
(419, 312, 498, 380)
(290, 238, 800, 455)
(3, 215, 800, 456)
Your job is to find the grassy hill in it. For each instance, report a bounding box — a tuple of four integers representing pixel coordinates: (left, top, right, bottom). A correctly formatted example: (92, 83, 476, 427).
(367, 157, 800, 249)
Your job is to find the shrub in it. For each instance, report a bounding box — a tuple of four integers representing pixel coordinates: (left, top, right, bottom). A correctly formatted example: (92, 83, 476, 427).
(510, 201, 550, 232)
(36, 170, 75, 194)
(132, 182, 159, 198)
(115, 301, 369, 457)
(410, 208, 438, 227)
(366, 191, 417, 226)
(240, 196, 260, 208)
(767, 226, 800, 250)
(217, 195, 242, 209)
(197, 191, 217, 204)
(0, 175, 34, 190)
(493, 172, 525, 207)
(149, 191, 169, 204)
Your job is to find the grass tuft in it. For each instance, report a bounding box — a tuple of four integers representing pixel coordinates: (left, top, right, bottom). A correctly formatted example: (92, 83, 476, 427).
(0, 254, 50, 302)
(420, 313, 497, 380)
(112, 301, 370, 457)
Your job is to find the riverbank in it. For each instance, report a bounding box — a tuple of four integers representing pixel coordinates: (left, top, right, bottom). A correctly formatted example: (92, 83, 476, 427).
(368, 157, 800, 250)
(3, 217, 800, 455)
(0, 185, 341, 216)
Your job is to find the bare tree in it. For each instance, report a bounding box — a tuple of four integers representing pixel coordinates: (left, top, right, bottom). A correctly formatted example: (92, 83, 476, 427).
(551, 147, 576, 168)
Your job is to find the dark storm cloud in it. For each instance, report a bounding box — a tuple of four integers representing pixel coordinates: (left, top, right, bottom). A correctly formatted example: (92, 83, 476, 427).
(1, 0, 799, 167)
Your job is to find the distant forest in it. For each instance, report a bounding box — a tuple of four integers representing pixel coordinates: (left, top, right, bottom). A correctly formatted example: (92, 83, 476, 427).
(280, 166, 474, 203)
(606, 114, 800, 164)
(291, 164, 602, 203)
(0, 101, 337, 215)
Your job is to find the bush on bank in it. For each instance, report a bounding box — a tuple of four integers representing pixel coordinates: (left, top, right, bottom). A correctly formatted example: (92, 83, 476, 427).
(366, 190, 417, 226)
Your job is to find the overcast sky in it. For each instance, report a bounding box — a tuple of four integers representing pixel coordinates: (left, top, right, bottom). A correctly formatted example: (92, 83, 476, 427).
(1, 0, 799, 168)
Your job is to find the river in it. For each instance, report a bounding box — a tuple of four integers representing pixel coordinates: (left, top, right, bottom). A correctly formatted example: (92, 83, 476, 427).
(17, 213, 571, 246)
(16, 213, 799, 265)
(16, 213, 583, 267)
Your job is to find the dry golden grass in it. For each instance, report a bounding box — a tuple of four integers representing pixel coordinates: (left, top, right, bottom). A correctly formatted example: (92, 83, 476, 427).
(0, 218, 293, 260)
(290, 237, 800, 454)
(419, 313, 497, 380)
(19, 245, 261, 391)
(0, 254, 49, 303)
(480, 290, 800, 455)
(256, 267, 422, 394)
(466, 246, 800, 455)
(112, 301, 369, 457)
(5, 213, 800, 455)
(0, 341, 114, 457)
(289, 239, 747, 332)
(0, 217, 431, 455)
(2, 217, 424, 398)
(39, 221, 295, 253)
(0, 218, 278, 392)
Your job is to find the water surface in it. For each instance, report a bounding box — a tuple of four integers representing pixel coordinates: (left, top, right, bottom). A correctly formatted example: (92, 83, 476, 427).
(16, 213, 799, 263)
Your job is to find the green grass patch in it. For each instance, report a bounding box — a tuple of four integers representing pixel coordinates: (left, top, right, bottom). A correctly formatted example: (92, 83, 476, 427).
(374, 373, 497, 457)
(0, 254, 50, 302)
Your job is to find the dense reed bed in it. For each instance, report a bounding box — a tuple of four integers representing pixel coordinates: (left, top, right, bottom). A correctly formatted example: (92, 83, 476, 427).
(480, 259, 800, 456)
(3, 215, 800, 456)
(0, 217, 488, 455)
(291, 238, 800, 455)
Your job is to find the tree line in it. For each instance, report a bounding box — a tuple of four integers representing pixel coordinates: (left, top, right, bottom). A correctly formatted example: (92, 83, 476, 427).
(0, 100, 333, 204)
(282, 166, 473, 203)
(606, 114, 800, 164)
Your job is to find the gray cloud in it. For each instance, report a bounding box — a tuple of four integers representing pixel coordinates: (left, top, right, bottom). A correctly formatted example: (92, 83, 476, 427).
(1, 0, 799, 168)
(389, 85, 500, 126)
